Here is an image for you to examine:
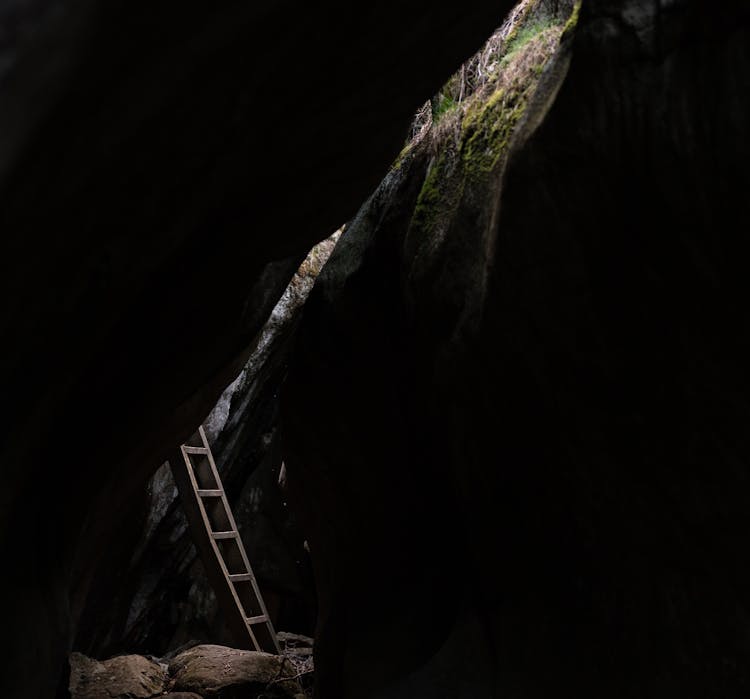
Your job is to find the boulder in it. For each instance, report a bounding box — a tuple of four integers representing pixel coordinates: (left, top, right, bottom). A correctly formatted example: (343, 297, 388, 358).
(69, 652, 167, 699)
(169, 644, 301, 698)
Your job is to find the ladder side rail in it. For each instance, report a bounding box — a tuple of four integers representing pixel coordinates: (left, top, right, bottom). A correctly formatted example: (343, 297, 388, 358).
(169, 447, 262, 652)
(182, 443, 263, 652)
(198, 427, 281, 653)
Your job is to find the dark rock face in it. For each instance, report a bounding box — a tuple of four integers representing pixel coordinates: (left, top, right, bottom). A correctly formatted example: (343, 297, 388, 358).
(0, 3, 506, 698)
(283, 1, 750, 697)
(74, 239, 339, 658)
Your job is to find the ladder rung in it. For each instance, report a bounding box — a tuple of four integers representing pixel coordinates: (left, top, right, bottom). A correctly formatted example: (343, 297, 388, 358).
(197, 489, 223, 497)
(182, 446, 209, 454)
(246, 615, 268, 625)
(212, 531, 237, 540)
(229, 573, 253, 582)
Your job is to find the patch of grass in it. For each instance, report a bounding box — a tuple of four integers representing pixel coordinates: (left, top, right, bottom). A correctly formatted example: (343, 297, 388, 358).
(399, 0, 576, 230)
(407, 5, 568, 237)
(501, 16, 557, 66)
(432, 93, 459, 122)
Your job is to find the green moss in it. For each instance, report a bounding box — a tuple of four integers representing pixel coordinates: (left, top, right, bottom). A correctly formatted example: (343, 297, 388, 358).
(408, 134, 469, 241)
(460, 28, 559, 176)
(462, 90, 526, 175)
(562, 0, 582, 40)
(393, 141, 414, 171)
(403, 0, 572, 236)
(409, 150, 451, 237)
(501, 17, 556, 65)
(432, 93, 458, 122)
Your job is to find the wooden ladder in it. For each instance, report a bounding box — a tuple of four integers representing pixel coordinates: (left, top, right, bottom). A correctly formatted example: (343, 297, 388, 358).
(168, 425, 280, 654)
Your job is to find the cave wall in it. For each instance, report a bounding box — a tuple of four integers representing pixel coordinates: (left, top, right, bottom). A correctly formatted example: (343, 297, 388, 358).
(282, 1, 750, 697)
(0, 3, 507, 697)
(72, 239, 339, 659)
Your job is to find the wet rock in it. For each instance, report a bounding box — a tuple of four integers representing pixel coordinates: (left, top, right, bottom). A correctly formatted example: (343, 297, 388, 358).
(69, 651, 167, 699)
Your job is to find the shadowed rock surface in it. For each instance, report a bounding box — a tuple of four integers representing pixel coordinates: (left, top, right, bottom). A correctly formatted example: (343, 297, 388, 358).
(72, 237, 339, 659)
(2, 0, 750, 697)
(282, 1, 750, 697)
(69, 652, 167, 699)
(0, 3, 505, 697)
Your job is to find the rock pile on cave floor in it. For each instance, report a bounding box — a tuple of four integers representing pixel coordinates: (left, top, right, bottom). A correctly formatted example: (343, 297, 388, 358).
(277, 632, 314, 696)
(68, 653, 168, 699)
(70, 644, 305, 699)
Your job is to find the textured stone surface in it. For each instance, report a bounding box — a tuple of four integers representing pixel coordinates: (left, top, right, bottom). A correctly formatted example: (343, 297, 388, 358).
(68, 647, 302, 699)
(3, 0, 750, 697)
(283, 1, 750, 697)
(170, 645, 299, 698)
(0, 2, 505, 697)
(73, 237, 339, 659)
(69, 652, 167, 699)
(278, 632, 314, 697)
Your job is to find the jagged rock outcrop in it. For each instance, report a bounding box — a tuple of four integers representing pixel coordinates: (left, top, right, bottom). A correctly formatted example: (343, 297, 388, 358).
(3, 0, 750, 696)
(0, 3, 506, 697)
(73, 237, 339, 659)
(283, 1, 750, 697)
